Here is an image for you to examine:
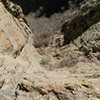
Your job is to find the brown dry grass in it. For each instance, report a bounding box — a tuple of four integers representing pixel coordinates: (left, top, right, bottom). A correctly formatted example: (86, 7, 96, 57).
(33, 32, 53, 48)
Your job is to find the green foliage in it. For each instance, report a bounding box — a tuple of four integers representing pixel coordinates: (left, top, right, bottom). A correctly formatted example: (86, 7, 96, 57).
(40, 58, 49, 66)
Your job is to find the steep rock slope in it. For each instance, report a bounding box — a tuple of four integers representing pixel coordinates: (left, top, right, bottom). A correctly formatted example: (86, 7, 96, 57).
(61, 0, 100, 61)
(61, 0, 100, 44)
(0, 1, 42, 99)
(0, 0, 100, 100)
(0, 2, 28, 55)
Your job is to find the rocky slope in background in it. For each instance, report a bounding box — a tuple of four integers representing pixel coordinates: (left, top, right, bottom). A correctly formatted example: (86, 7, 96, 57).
(13, 0, 84, 34)
(0, 0, 100, 100)
(61, 0, 100, 60)
(61, 0, 100, 44)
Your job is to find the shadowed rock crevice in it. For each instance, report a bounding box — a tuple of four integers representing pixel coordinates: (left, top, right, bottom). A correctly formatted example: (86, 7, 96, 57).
(12, 0, 84, 17)
(61, 1, 100, 44)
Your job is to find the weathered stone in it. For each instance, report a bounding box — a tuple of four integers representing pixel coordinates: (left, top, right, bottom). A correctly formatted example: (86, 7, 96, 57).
(0, 2, 28, 55)
(0, 0, 100, 100)
(61, 0, 100, 44)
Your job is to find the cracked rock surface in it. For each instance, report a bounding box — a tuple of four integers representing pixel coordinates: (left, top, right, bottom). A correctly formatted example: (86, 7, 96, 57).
(0, 0, 100, 100)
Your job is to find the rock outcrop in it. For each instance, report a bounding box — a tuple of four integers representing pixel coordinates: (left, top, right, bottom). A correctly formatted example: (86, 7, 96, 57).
(0, 0, 100, 100)
(0, 2, 28, 56)
(61, 0, 100, 44)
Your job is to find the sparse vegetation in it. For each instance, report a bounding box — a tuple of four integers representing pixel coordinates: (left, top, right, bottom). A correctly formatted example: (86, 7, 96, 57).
(53, 58, 78, 69)
(33, 32, 53, 48)
(40, 58, 49, 66)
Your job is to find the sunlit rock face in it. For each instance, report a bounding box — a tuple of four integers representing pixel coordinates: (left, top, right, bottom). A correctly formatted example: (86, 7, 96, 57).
(0, 0, 100, 100)
(0, 2, 29, 55)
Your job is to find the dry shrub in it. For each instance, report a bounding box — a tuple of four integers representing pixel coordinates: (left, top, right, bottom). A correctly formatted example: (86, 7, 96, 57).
(33, 32, 53, 48)
(48, 58, 78, 70)
(57, 58, 78, 68)
(51, 55, 87, 69)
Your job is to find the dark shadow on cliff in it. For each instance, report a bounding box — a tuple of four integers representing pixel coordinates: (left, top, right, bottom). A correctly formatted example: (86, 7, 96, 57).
(12, 0, 84, 18)
(61, 4, 100, 44)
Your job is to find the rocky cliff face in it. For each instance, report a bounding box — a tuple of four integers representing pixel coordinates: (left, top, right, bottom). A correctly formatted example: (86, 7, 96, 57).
(61, 0, 100, 61)
(0, 0, 100, 100)
(61, 0, 100, 44)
